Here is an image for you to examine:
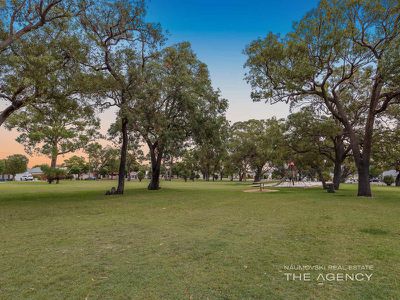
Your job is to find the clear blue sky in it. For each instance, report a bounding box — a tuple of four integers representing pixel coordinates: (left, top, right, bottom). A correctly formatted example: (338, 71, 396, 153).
(146, 0, 319, 121)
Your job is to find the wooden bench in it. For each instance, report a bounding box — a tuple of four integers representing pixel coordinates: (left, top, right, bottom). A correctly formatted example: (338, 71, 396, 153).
(326, 182, 335, 193)
(252, 181, 266, 191)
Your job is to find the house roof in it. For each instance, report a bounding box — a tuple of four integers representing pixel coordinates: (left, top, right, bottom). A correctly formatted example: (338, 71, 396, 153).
(28, 167, 43, 174)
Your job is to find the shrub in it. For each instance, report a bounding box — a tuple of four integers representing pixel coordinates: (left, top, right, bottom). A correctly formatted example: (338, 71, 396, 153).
(383, 175, 394, 186)
(41, 165, 67, 184)
(137, 171, 145, 182)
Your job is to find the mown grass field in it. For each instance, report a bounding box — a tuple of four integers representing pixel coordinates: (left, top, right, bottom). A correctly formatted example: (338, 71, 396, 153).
(0, 180, 399, 299)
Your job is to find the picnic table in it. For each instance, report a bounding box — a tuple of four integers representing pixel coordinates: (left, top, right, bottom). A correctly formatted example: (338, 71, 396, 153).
(252, 181, 266, 191)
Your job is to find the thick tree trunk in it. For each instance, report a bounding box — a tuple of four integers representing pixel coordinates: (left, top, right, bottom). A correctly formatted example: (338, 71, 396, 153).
(395, 172, 400, 187)
(347, 124, 373, 197)
(148, 144, 163, 190)
(356, 160, 371, 197)
(116, 117, 128, 194)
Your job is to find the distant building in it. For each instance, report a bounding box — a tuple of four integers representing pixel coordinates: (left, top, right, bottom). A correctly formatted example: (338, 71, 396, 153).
(14, 167, 44, 181)
(382, 170, 399, 178)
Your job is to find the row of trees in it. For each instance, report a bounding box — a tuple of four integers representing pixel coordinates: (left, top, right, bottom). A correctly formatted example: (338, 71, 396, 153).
(1, 0, 398, 196)
(170, 111, 399, 190)
(1, 0, 227, 193)
(244, 0, 400, 196)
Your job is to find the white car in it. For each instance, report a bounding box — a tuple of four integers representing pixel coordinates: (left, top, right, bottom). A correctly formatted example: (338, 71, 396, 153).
(20, 174, 34, 181)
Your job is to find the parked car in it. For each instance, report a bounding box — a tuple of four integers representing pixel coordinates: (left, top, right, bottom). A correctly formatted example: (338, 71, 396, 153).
(20, 174, 34, 181)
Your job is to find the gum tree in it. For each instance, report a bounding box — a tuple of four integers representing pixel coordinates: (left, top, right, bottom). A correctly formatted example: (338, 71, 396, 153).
(80, 0, 162, 194)
(5, 97, 100, 168)
(286, 107, 352, 190)
(0, 0, 81, 52)
(132, 42, 228, 190)
(4, 154, 28, 179)
(230, 118, 285, 182)
(245, 0, 400, 196)
(0, 0, 88, 126)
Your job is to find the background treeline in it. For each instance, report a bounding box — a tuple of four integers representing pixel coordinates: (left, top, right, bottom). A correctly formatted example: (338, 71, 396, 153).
(1, 0, 399, 196)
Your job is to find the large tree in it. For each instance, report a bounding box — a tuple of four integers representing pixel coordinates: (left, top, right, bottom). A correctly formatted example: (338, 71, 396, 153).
(4, 154, 28, 179)
(0, 1, 87, 126)
(64, 155, 88, 180)
(286, 107, 352, 189)
(192, 117, 229, 181)
(5, 97, 100, 168)
(230, 118, 285, 182)
(245, 0, 400, 196)
(132, 42, 228, 190)
(80, 0, 162, 194)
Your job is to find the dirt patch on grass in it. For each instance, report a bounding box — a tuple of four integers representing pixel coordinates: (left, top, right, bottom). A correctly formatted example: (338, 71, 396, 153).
(243, 189, 279, 193)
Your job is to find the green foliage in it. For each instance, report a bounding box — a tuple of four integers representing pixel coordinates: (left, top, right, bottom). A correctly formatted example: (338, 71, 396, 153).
(131, 42, 228, 189)
(383, 175, 395, 186)
(227, 118, 286, 181)
(173, 161, 192, 182)
(137, 171, 145, 182)
(64, 156, 88, 179)
(40, 165, 67, 184)
(0, 159, 5, 175)
(0, 12, 89, 126)
(369, 165, 383, 179)
(97, 147, 120, 177)
(4, 154, 28, 177)
(244, 0, 400, 196)
(5, 97, 100, 167)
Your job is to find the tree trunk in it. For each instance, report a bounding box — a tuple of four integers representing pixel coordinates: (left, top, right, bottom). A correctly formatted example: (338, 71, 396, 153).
(50, 145, 58, 169)
(332, 160, 342, 190)
(148, 144, 163, 190)
(346, 124, 373, 197)
(169, 157, 173, 181)
(116, 117, 128, 194)
(395, 172, 400, 187)
(317, 169, 327, 189)
(356, 160, 371, 197)
(254, 166, 262, 183)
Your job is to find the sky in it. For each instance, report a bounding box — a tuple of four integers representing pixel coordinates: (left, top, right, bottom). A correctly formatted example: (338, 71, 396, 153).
(0, 0, 319, 166)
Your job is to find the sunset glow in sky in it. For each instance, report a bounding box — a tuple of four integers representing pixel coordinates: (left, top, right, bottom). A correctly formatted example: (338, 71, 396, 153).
(0, 0, 319, 166)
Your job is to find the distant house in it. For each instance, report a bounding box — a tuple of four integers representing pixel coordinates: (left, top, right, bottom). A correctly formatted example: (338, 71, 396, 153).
(28, 167, 44, 178)
(14, 167, 44, 181)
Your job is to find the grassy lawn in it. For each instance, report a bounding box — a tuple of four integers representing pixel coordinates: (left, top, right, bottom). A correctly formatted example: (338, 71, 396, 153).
(0, 180, 399, 299)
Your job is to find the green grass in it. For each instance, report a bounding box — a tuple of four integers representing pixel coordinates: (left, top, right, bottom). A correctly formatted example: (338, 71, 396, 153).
(0, 180, 399, 299)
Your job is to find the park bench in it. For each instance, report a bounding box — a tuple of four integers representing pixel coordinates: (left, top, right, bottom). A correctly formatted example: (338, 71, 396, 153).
(326, 182, 335, 193)
(252, 181, 266, 191)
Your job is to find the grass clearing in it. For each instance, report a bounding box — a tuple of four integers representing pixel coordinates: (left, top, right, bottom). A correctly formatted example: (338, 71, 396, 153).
(0, 180, 399, 299)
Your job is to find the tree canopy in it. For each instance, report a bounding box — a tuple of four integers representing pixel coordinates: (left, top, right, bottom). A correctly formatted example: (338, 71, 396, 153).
(245, 0, 400, 196)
